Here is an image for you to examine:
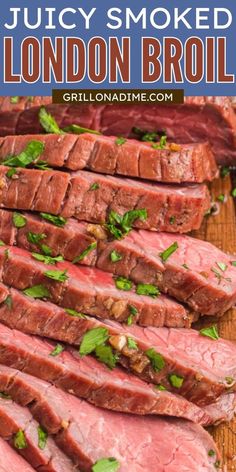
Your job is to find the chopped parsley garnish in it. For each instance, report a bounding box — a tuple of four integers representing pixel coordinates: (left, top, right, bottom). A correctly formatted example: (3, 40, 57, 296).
(63, 124, 100, 135)
(12, 212, 27, 228)
(110, 250, 122, 263)
(65, 308, 87, 319)
(127, 305, 138, 326)
(10, 96, 19, 104)
(220, 166, 230, 178)
(217, 194, 225, 202)
(211, 267, 231, 284)
(4, 249, 9, 260)
(145, 348, 165, 372)
(136, 284, 160, 298)
(159, 242, 178, 262)
(39, 107, 64, 134)
(0, 240, 5, 246)
(0, 392, 11, 399)
(169, 216, 176, 225)
(216, 261, 227, 272)
(231, 261, 236, 267)
(50, 343, 65, 357)
(90, 182, 100, 191)
(31, 252, 64, 265)
(200, 325, 219, 341)
(127, 337, 138, 350)
(34, 160, 51, 171)
(182, 263, 189, 270)
(4, 295, 12, 310)
(73, 242, 97, 263)
(115, 137, 126, 146)
(27, 232, 46, 245)
(6, 168, 17, 178)
(38, 426, 48, 450)
(115, 277, 133, 291)
(225, 376, 234, 385)
(40, 213, 67, 227)
(44, 269, 68, 282)
(106, 209, 147, 240)
(155, 384, 167, 391)
(2, 141, 44, 168)
(208, 450, 216, 457)
(232, 188, 236, 197)
(79, 327, 109, 356)
(152, 135, 167, 149)
(95, 345, 119, 370)
(23, 284, 50, 299)
(169, 374, 184, 388)
(14, 430, 28, 449)
(92, 457, 120, 472)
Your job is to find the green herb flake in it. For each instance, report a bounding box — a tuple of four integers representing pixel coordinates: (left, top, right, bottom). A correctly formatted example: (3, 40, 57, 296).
(208, 450, 216, 457)
(14, 430, 27, 450)
(79, 327, 109, 356)
(220, 166, 230, 178)
(40, 213, 67, 227)
(217, 194, 225, 202)
(65, 308, 87, 319)
(216, 261, 227, 272)
(182, 263, 189, 270)
(136, 283, 160, 298)
(34, 160, 51, 171)
(169, 216, 176, 225)
(214, 460, 221, 469)
(115, 137, 127, 146)
(41, 244, 52, 256)
(231, 261, 236, 267)
(232, 188, 236, 198)
(6, 168, 17, 178)
(92, 457, 120, 472)
(73, 242, 97, 263)
(27, 232, 46, 245)
(95, 345, 119, 370)
(0, 392, 11, 399)
(110, 250, 122, 263)
(106, 209, 147, 240)
(115, 277, 133, 291)
(23, 284, 50, 299)
(50, 343, 64, 357)
(63, 124, 101, 135)
(12, 212, 27, 228)
(39, 107, 64, 134)
(142, 132, 158, 142)
(155, 384, 167, 391)
(3, 141, 44, 168)
(10, 96, 19, 104)
(32, 252, 64, 266)
(44, 269, 68, 282)
(152, 135, 167, 149)
(127, 304, 138, 326)
(211, 267, 231, 284)
(200, 325, 219, 341)
(127, 337, 138, 350)
(169, 374, 184, 389)
(145, 348, 165, 372)
(4, 249, 9, 260)
(90, 182, 100, 191)
(0, 240, 5, 247)
(38, 426, 48, 450)
(4, 295, 12, 310)
(159, 242, 178, 262)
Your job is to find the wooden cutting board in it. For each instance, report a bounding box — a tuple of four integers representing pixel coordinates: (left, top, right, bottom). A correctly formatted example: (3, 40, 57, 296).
(193, 172, 236, 470)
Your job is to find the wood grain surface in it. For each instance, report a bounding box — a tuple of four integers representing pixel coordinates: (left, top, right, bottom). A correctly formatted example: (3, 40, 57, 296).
(193, 173, 236, 471)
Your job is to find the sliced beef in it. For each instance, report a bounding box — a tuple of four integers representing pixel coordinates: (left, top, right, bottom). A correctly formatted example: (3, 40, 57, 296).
(0, 437, 34, 472)
(203, 393, 236, 425)
(0, 397, 76, 471)
(0, 133, 218, 183)
(0, 165, 210, 233)
(0, 244, 195, 328)
(0, 365, 221, 472)
(0, 283, 235, 406)
(0, 216, 235, 317)
(0, 96, 235, 165)
(0, 322, 211, 424)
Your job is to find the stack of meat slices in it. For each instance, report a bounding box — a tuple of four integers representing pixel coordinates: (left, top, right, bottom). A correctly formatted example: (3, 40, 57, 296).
(0, 98, 234, 470)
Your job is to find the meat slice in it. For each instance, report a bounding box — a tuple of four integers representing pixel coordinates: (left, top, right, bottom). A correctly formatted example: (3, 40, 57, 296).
(0, 165, 210, 233)
(0, 96, 235, 165)
(0, 437, 34, 472)
(0, 366, 221, 472)
(0, 323, 211, 424)
(61, 170, 210, 233)
(0, 133, 218, 183)
(0, 283, 235, 406)
(203, 393, 236, 425)
(0, 244, 195, 328)
(0, 217, 235, 317)
(0, 397, 76, 471)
